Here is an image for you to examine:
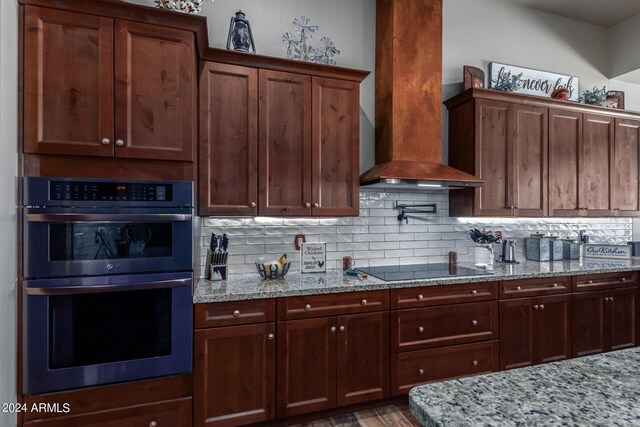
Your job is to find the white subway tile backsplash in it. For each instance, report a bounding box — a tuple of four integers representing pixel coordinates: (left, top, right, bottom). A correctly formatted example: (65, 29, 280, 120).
(197, 191, 632, 276)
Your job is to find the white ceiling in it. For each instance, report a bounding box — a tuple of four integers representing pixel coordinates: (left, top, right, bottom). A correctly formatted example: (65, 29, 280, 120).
(507, 0, 640, 27)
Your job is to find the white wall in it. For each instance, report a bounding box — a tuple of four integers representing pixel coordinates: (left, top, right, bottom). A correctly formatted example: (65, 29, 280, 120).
(0, 0, 18, 425)
(608, 13, 640, 79)
(126, 0, 377, 172)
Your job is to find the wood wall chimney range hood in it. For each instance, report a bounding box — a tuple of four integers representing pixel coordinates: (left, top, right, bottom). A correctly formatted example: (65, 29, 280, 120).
(359, 0, 483, 190)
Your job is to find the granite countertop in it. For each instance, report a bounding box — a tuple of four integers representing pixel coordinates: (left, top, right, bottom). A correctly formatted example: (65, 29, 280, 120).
(194, 258, 640, 303)
(409, 347, 640, 426)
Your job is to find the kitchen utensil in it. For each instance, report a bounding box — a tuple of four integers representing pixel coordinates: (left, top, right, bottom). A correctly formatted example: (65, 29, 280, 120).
(498, 239, 518, 263)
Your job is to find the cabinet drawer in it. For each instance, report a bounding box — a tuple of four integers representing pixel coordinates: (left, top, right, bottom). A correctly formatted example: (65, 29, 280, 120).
(573, 271, 638, 292)
(195, 299, 275, 328)
(277, 290, 389, 320)
(391, 340, 499, 396)
(500, 276, 570, 299)
(391, 301, 498, 352)
(391, 282, 498, 309)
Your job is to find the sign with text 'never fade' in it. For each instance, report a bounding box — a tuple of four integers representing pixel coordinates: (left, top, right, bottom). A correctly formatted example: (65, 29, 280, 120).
(489, 62, 580, 101)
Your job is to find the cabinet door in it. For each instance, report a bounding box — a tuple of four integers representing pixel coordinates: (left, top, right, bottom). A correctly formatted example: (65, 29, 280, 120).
(549, 109, 582, 216)
(115, 20, 195, 161)
(613, 118, 640, 215)
(24, 6, 114, 157)
(199, 62, 258, 215)
(535, 294, 571, 364)
(581, 113, 614, 216)
(311, 77, 360, 216)
(499, 298, 535, 370)
(512, 105, 548, 217)
(277, 318, 336, 417)
(259, 70, 312, 216)
(336, 312, 389, 407)
(194, 324, 275, 427)
(609, 287, 638, 351)
(572, 291, 606, 357)
(474, 99, 513, 216)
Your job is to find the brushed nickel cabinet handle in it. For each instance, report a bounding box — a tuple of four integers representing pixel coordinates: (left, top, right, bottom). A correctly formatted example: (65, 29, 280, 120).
(539, 304, 545, 310)
(232, 310, 240, 317)
(552, 283, 558, 288)
(610, 297, 615, 303)
(588, 280, 593, 284)
(339, 326, 345, 332)
(313, 203, 319, 208)
(304, 304, 311, 311)
(101, 138, 110, 145)
(533, 305, 539, 310)
(418, 326, 424, 333)
(516, 286, 522, 290)
(418, 368, 424, 376)
(330, 326, 336, 333)
(115, 139, 124, 147)
(472, 360, 478, 367)
(417, 294, 424, 301)
(305, 203, 311, 208)
(149, 421, 157, 427)
(622, 277, 627, 282)
(361, 299, 368, 305)
(471, 290, 478, 295)
(267, 333, 275, 341)
(471, 320, 478, 326)
(250, 202, 256, 208)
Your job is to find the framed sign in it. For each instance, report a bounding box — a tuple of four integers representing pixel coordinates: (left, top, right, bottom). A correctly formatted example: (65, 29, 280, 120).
(301, 242, 326, 273)
(583, 244, 631, 260)
(489, 62, 580, 101)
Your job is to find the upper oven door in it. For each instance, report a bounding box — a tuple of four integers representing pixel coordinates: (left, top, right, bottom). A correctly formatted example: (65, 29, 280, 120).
(24, 207, 192, 278)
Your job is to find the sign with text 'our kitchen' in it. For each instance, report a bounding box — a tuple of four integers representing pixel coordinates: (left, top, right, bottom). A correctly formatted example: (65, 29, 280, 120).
(489, 62, 580, 101)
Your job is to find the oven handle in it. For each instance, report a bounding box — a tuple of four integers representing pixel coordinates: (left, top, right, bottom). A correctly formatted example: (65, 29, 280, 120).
(25, 213, 192, 223)
(25, 278, 191, 296)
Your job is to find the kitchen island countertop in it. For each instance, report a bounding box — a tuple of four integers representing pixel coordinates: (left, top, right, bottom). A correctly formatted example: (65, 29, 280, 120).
(409, 346, 640, 426)
(193, 258, 640, 303)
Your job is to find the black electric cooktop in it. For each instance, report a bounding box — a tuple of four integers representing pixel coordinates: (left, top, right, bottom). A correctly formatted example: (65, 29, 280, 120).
(357, 263, 493, 282)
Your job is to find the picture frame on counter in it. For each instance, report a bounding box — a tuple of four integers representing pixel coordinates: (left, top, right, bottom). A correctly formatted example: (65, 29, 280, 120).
(300, 242, 326, 273)
(600, 90, 625, 109)
(583, 244, 631, 260)
(488, 61, 580, 101)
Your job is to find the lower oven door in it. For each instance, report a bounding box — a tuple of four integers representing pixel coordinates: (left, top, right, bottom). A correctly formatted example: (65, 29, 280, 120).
(23, 272, 192, 395)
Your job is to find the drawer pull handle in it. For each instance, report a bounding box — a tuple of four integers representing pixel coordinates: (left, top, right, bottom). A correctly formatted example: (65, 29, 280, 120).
(471, 320, 478, 326)
(533, 305, 539, 310)
(418, 326, 424, 333)
(232, 310, 240, 317)
(539, 304, 545, 310)
(267, 333, 275, 341)
(149, 421, 157, 427)
(472, 360, 478, 367)
(417, 294, 424, 301)
(330, 326, 336, 333)
(588, 280, 593, 284)
(552, 283, 558, 288)
(605, 297, 611, 303)
(361, 299, 368, 305)
(418, 368, 424, 376)
(304, 304, 311, 311)
(339, 326, 345, 332)
(516, 286, 522, 290)
(622, 277, 627, 282)
(471, 290, 478, 295)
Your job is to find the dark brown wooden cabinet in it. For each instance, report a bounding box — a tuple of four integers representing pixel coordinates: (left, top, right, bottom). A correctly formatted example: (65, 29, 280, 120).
(24, 6, 196, 162)
(276, 292, 389, 417)
(447, 88, 640, 217)
(448, 97, 547, 217)
(500, 294, 571, 370)
(572, 287, 638, 357)
(199, 62, 258, 216)
(193, 300, 276, 427)
(613, 118, 640, 215)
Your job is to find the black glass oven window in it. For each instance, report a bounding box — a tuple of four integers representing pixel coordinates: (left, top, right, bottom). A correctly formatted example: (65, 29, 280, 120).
(49, 223, 173, 261)
(48, 288, 172, 369)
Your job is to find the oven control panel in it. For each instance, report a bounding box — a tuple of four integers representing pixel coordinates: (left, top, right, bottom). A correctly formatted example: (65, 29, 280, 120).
(50, 181, 173, 202)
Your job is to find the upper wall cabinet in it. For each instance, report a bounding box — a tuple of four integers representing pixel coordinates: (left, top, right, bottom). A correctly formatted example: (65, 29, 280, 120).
(199, 58, 366, 217)
(24, 6, 196, 161)
(447, 89, 640, 217)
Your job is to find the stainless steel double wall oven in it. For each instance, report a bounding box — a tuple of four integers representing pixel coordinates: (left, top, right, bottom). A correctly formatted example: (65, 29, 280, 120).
(22, 177, 194, 395)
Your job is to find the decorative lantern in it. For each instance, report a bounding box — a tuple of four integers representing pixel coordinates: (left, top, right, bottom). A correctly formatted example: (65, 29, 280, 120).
(226, 11, 256, 54)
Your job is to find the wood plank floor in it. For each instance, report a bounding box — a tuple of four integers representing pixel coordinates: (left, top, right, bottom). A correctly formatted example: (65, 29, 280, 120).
(287, 403, 421, 427)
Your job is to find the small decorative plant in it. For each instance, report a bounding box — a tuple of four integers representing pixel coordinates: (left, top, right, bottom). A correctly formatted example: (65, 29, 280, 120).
(155, 0, 213, 14)
(579, 86, 607, 105)
(491, 72, 523, 92)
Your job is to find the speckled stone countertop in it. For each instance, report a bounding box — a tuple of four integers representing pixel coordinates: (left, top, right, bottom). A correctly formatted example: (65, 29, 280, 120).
(409, 347, 640, 426)
(194, 258, 640, 303)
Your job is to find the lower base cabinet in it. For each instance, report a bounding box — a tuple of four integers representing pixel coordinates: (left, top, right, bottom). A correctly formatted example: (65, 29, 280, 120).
(24, 398, 192, 427)
(391, 340, 499, 396)
(277, 312, 389, 418)
(194, 323, 276, 426)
